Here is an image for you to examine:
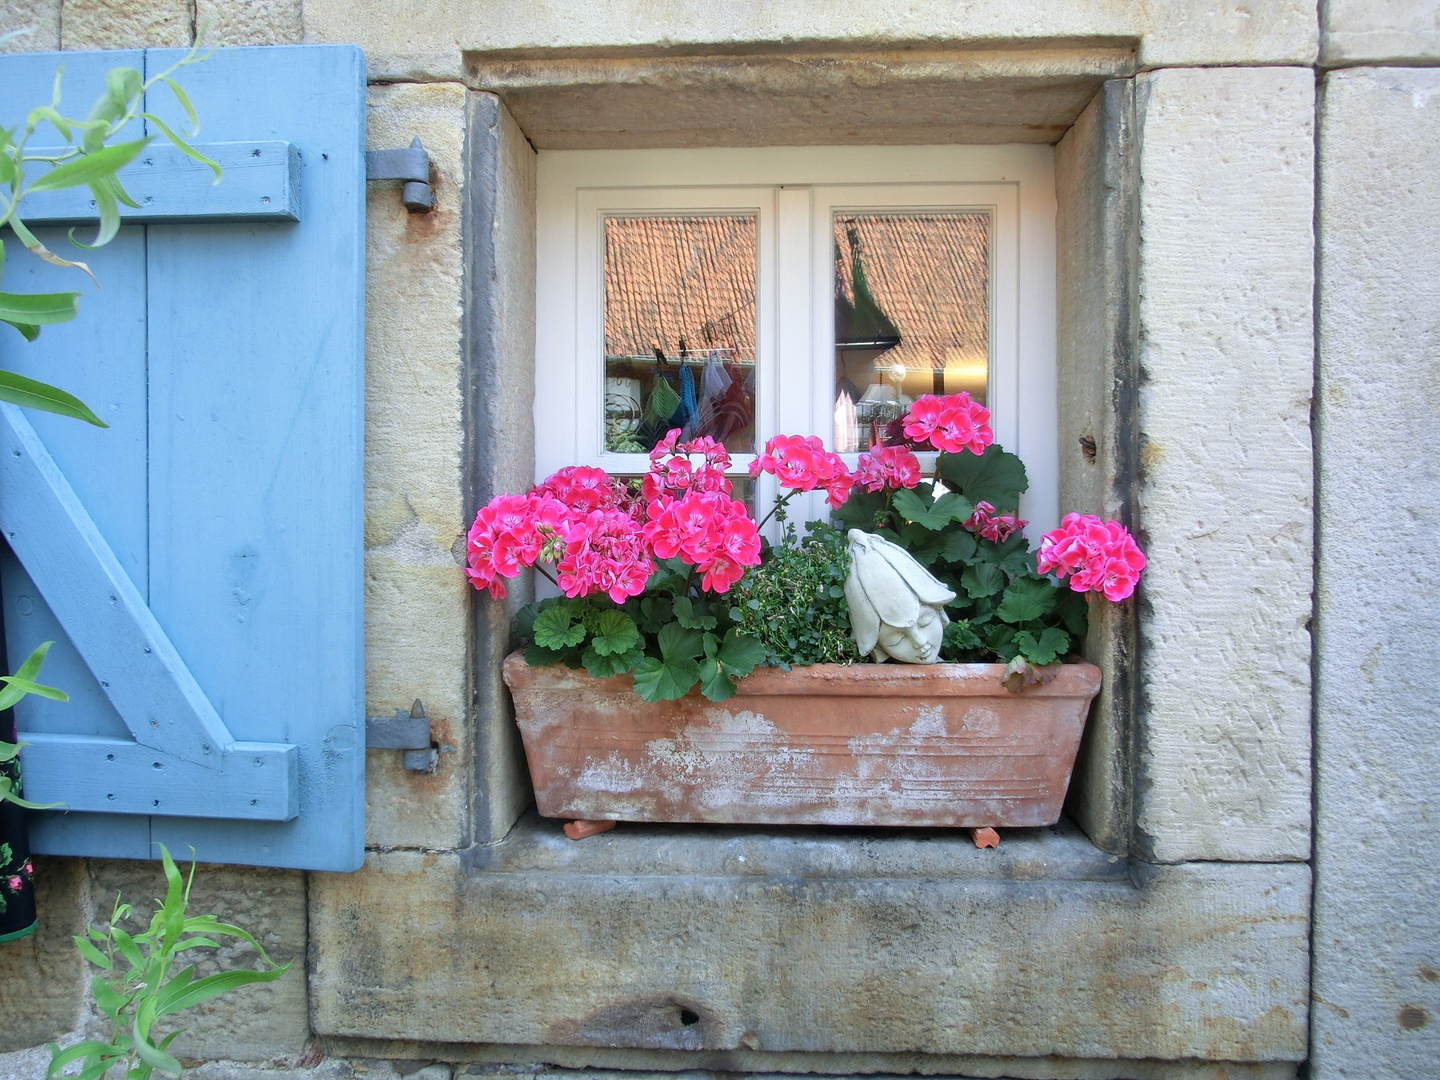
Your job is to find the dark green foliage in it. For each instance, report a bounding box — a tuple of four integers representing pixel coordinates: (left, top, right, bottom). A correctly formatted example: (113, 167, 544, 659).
(516, 565, 765, 704)
(730, 523, 856, 667)
(854, 448, 1087, 668)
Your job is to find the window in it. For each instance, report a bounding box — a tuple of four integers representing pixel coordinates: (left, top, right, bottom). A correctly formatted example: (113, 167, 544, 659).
(536, 146, 1058, 534)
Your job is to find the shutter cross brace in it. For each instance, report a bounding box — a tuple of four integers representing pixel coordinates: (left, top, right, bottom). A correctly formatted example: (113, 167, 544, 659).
(365, 136, 435, 212)
(365, 699, 438, 772)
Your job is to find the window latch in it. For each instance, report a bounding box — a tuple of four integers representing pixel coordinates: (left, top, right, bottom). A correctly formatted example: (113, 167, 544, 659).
(365, 698, 438, 772)
(365, 136, 435, 213)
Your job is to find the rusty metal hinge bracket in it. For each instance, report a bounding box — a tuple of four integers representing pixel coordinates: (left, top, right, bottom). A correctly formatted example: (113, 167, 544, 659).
(365, 698, 437, 772)
(365, 136, 434, 213)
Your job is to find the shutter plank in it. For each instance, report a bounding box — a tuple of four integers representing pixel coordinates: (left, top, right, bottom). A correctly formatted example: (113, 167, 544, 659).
(143, 45, 366, 871)
(20, 141, 301, 224)
(20, 733, 298, 820)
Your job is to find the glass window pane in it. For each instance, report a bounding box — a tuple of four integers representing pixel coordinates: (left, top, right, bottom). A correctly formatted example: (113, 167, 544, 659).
(833, 212, 989, 452)
(603, 215, 758, 455)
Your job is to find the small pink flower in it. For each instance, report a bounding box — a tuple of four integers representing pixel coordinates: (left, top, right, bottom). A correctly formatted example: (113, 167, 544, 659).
(751, 434, 854, 508)
(854, 445, 922, 493)
(22, 860, 34, 877)
(964, 501, 1027, 544)
(901, 393, 993, 456)
(1037, 513, 1145, 602)
(6, 876, 21, 891)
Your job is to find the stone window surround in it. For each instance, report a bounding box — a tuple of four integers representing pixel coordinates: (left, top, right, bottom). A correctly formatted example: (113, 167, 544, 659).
(316, 50, 1316, 1072)
(463, 54, 1139, 857)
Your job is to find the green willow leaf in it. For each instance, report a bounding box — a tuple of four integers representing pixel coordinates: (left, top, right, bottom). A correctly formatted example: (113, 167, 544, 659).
(2, 319, 40, 341)
(24, 138, 149, 194)
(0, 370, 107, 426)
(0, 290, 79, 324)
(141, 112, 221, 182)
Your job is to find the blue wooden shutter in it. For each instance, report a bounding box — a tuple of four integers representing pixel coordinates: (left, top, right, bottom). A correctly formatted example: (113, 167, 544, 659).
(0, 45, 366, 871)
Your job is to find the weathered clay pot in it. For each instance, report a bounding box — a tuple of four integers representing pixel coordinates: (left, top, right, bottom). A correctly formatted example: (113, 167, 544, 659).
(502, 652, 1102, 829)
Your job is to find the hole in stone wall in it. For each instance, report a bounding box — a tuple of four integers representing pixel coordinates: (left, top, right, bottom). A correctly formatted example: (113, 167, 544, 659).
(679, 1008, 700, 1026)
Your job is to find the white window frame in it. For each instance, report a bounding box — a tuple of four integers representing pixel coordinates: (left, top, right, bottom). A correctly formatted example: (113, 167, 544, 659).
(535, 145, 1059, 535)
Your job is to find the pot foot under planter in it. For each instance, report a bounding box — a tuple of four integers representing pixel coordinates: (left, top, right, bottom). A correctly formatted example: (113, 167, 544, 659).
(503, 653, 1102, 830)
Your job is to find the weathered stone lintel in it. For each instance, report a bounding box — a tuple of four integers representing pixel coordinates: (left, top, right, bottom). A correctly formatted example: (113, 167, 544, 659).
(309, 818, 1309, 1063)
(462, 45, 1135, 149)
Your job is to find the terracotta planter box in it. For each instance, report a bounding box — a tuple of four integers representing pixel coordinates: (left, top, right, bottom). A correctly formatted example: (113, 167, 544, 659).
(503, 652, 1102, 829)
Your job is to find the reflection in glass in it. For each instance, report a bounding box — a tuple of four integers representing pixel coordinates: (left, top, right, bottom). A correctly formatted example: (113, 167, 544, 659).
(603, 215, 758, 454)
(833, 212, 989, 452)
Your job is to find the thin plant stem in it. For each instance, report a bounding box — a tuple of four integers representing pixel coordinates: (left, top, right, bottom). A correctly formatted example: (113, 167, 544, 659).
(755, 489, 797, 532)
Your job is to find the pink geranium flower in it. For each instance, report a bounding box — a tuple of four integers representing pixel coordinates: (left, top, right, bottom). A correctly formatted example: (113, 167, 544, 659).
(750, 434, 854, 508)
(901, 392, 994, 456)
(1037, 513, 1146, 601)
(854, 445, 922, 493)
(963, 501, 1027, 544)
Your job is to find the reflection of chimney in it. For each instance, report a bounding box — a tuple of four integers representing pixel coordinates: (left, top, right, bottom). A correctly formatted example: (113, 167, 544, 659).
(834, 225, 901, 353)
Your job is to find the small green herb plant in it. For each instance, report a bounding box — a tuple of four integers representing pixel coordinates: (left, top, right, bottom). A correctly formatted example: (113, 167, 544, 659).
(48, 845, 288, 1080)
(731, 522, 854, 668)
(0, 641, 68, 809)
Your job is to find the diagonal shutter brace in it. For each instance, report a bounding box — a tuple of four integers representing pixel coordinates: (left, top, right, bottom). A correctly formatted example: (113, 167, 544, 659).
(365, 135, 435, 212)
(366, 698, 439, 772)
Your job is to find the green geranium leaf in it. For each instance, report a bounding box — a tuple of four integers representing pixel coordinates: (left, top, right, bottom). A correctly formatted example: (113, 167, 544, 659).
(938, 529, 977, 563)
(1012, 626, 1070, 666)
(985, 622, 1018, 659)
(698, 658, 738, 702)
(672, 595, 717, 631)
(938, 443, 1028, 513)
(587, 610, 641, 656)
(524, 641, 567, 667)
(631, 655, 701, 702)
(583, 645, 642, 678)
(961, 561, 1005, 599)
(717, 629, 767, 678)
(532, 605, 586, 649)
(891, 488, 972, 531)
(832, 488, 886, 526)
(1057, 588, 1089, 637)
(637, 595, 673, 633)
(997, 576, 1058, 624)
(656, 621, 705, 662)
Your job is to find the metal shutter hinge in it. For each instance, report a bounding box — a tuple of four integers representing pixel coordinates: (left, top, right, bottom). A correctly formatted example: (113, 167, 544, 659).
(365, 136, 435, 213)
(365, 698, 438, 772)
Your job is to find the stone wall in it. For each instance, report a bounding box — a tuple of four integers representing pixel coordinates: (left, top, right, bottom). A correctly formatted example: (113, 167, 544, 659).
(0, 2, 1436, 1079)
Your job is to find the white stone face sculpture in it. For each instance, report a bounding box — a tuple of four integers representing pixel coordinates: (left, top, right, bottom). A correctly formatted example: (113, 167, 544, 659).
(844, 529, 957, 664)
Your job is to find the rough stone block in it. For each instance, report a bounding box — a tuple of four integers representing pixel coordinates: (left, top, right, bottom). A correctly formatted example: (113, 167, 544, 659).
(195, 0, 302, 47)
(302, 0, 1317, 84)
(85, 858, 308, 1062)
(1322, 0, 1440, 65)
(0, 856, 84, 1051)
(1132, 66, 1314, 864)
(1, 0, 61, 51)
(364, 81, 473, 851)
(60, 0, 191, 49)
(1313, 65, 1440, 1080)
(464, 91, 537, 842)
(310, 819, 1309, 1063)
(1055, 79, 1139, 854)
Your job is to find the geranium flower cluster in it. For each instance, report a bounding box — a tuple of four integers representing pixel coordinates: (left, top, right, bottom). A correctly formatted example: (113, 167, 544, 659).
(466, 435, 764, 602)
(963, 501, 1027, 544)
(1037, 513, 1147, 602)
(749, 434, 855, 508)
(853, 444, 922, 493)
(643, 490, 760, 592)
(901, 392, 994, 456)
(643, 430, 733, 501)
